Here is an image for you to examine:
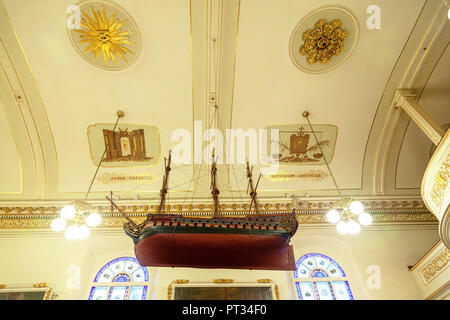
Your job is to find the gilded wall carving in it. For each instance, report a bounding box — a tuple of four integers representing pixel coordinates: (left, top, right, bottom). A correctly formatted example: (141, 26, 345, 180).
(420, 247, 450, 284)
(430, 153, 449, 208)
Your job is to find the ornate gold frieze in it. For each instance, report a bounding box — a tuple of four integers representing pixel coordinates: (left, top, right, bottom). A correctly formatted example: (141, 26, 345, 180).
(0, 199, 437, 230)
(420, 247, 450, 284)
(300, 19, 348, 64)
(0, 199, 428, 215)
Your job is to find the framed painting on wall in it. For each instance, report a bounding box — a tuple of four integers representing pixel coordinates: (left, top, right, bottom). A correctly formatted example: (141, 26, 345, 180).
(0, 283, 54, 300)
(168, 279, 280, 300)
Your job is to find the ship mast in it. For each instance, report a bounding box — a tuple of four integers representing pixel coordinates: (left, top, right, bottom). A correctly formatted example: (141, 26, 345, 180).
(210, 149, 220, 216)
(157, 151, 172, 215)
(246, 161, 262, 215)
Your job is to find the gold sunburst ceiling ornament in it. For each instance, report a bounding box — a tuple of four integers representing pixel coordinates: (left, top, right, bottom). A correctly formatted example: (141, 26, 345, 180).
(300, 19, 348, 65)
(68, 1, 140, 70)
(75, 7, 134, 65)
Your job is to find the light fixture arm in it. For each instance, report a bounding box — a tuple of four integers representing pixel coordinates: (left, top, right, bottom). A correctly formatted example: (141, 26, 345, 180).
(85, 111, 124, 200)
(302, 111, 342, 196)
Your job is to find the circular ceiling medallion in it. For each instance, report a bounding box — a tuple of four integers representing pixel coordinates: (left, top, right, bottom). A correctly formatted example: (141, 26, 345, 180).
(289, 7, 358, 74)
(67, 1, 141, 70)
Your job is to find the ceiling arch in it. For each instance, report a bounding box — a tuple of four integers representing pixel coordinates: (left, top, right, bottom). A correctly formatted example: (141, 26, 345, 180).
(0, 2, 59, 200)
(0, 0, 447, 203)
(363, 0, 449, 196)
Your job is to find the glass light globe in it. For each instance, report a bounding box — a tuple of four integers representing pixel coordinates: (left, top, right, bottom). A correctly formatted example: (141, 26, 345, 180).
(347, 220, 361, 235)
(349, 201, 364, 215)
(336, 221, 349, 234)
(65, 224, 78, 240)
(61, 205, 76, 220)
(326, 209, 340, 224)
(51, 218, 66, 232)
(86, 213, 101, 227)
(358, 212, 373, 226)
(77, 225, 90, 239)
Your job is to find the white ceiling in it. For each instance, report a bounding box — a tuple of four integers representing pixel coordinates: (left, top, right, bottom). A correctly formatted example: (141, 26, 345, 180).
(0, 0, 447, 202)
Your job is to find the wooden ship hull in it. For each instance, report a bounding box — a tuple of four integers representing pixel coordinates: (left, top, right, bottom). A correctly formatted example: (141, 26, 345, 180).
(125, 214, 298, 270)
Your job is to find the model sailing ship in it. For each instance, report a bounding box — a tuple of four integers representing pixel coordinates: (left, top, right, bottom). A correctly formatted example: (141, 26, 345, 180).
(107, 151, 299, 271)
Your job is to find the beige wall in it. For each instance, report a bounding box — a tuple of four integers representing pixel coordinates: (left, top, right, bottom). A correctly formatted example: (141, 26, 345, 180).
(0, 225, 439, 300)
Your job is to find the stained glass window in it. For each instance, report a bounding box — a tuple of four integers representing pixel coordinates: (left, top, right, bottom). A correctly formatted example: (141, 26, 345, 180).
(294, 253, 354, 300)
(88, 257, 149, 300)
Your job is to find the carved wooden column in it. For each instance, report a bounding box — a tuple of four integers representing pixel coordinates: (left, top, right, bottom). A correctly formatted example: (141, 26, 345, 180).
(393, 89, 450, 248)
(393, 89, 445, 145)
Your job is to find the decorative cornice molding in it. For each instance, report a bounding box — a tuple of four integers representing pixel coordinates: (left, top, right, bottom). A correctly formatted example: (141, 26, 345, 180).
(0, 197, 430, 215)
(0, 198, 436, 230)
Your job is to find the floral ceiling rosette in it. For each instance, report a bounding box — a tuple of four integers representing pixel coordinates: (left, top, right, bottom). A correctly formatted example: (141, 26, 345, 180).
(300, 19, 349, 65)
(290, 7, 358, 74)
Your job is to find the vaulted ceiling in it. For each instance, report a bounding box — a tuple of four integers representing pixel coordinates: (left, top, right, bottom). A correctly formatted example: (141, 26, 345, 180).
(0, 0, 448, 203)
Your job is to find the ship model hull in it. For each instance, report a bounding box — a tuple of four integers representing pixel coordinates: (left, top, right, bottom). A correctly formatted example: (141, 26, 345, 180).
(111, 153, 299, 271)
(127, 214, 298, 271)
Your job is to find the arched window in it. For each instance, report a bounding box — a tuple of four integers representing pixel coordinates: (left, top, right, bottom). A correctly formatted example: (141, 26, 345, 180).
(293, 253, 354, 300)
(88, 257, 150, 300)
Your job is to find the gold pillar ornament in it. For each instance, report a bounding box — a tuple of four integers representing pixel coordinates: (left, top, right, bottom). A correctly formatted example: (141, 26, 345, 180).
(32, 283, 50, 288)
(213, 279, 234, 284)
(173, 279, 190, 284)
(257, 279, 272, 283)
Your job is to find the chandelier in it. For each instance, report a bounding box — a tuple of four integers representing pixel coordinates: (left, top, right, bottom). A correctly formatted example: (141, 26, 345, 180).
(50, 111, 124, 239)
(303, 111, 373, 234)
(325, 198, 373, 234)
(50, 200, 102, 239)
